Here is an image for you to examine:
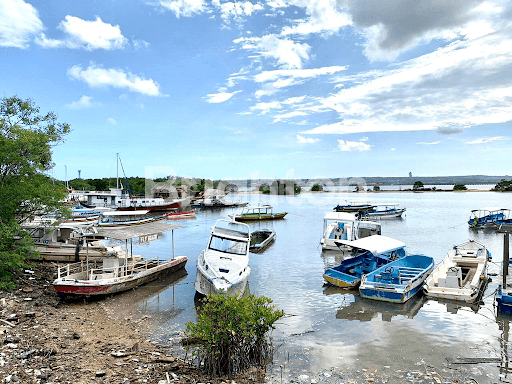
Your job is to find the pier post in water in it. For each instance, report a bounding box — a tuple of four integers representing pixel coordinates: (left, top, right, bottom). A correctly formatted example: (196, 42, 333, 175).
(504, 232, 510, 288)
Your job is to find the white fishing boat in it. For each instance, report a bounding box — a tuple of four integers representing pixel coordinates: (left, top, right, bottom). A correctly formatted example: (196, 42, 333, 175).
(193, 189, 247, 208)
(320, 212, 381, 251)
(195, 219, 251, 297)
(423, 240, 491, 303)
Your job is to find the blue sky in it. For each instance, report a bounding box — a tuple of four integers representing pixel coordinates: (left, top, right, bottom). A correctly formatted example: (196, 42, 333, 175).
(1, 0, 511, 181)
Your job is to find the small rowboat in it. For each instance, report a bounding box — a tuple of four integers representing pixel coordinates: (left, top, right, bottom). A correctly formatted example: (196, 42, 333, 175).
(166, 210, 197, 219)
(229, 205, 287, 221)
(423, 240, 490, 303)
(359, 254, 434, 303)
(250, 229, 276, 253)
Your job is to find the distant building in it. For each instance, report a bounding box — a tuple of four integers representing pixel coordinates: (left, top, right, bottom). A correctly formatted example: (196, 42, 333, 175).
(409, 172, 412, 178)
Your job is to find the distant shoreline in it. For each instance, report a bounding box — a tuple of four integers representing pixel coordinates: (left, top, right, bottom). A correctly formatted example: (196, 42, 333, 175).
(233, 189, 496, 194)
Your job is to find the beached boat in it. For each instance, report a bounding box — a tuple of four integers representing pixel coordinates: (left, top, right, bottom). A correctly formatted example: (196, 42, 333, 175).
(193, 189, 247, 208)
(468, 207, 506, 229)
(364, 203, 406, 219)
(320, 212, 381, 251)
(249, 229, 276, 253)
(98, 210, 166, 227)
(195, 219, 251, 297)
(423, 240, 491, 303)
(333, 200, 375, 213)
(166, 210, 197, 219)
(53, 222, 187, 296)
(359, 255, 434, 303)
(229, 205, 287, 221)
(323, 235, 407, 288)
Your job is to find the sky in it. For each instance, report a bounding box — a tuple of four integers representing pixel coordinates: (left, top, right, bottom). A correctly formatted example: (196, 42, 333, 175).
(1, 0, 511, 181)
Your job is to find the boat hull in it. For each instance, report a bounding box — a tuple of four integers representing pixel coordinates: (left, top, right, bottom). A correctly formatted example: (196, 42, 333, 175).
(116, 202, 181, 212)
(194, 267, 250, 297)
(53, 256, 187, 296)
(497, 285, 512, 314)
(249, 230, 276, 253)
(232, 213, 287, 221)
(166, 210, 197, 219)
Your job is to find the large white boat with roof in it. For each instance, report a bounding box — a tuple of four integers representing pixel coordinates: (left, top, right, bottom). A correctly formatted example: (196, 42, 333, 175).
(320, 211, 381, 251)
(195, 219, 251, 297)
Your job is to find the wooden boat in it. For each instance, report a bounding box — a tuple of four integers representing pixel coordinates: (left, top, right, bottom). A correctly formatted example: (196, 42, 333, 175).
(98, 210, 166, 227)
(323, 235, 406, 288)
(333, 200, 375, 213)
(249, 229, 276, 253)
(320, 212, 381, 251)
(195, 219, 251, 297)
(229, 205, 287, 221)
(53, 222, 187, 297)
(423, 240, 491, 303)
(166, 209, 197, 219)
(359, 255, 434, 303)
(363, 203, 406, 219)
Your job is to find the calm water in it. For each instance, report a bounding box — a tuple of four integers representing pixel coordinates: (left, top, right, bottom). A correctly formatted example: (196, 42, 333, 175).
(113, 192, 512, 382)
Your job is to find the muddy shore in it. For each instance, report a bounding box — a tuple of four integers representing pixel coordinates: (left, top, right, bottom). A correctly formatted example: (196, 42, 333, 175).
(0, 265, 495, 384)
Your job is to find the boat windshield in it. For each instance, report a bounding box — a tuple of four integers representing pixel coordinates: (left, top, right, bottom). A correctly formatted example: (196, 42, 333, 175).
(209, 235, 247, 255)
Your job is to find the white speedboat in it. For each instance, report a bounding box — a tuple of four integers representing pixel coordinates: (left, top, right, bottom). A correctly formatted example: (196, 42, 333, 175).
(364, 203, 406, 219)
(423, 240, 491, 303)
(320, 212, 381, 251)
(195, 219, 251, 297)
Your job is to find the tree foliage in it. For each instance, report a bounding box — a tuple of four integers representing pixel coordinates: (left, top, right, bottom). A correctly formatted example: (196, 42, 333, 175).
(311, 184, 323, 191)
(0, 96, 70, 289)
(185, 294, 284, 377)
(413, 181, 424, 190)
(453, 184, 467, 191)
(492, 179, 512, 192)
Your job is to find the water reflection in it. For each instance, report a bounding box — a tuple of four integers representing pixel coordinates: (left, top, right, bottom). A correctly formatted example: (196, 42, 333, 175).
(498, 314, 512, 380)
(324, 288, 427, 322)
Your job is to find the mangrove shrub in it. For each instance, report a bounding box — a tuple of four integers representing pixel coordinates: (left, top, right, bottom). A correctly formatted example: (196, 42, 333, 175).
(185, 293, 284, 377)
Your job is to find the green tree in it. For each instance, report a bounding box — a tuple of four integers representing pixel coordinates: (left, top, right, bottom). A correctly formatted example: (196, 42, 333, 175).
(0, 96, 70, 289)
(413, 181, 424, 190)
(373, 185, 380, 191)
(311, 184, 323, 192)
(453, 184, 467, 191)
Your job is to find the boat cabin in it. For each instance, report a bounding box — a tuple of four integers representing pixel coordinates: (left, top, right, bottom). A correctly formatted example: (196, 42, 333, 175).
(321, 212, 381, 250)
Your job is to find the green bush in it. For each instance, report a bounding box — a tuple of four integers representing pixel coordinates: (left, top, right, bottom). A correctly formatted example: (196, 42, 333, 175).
(311, 184, 323, 191)
(453, 184, 467, 190)
(185, 293, 284, 377)
(493, 179, 512, 191)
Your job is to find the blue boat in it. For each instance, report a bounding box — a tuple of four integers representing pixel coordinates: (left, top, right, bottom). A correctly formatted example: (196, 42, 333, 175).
(497, 252, 512, 314)
(468, 207, 506, 229)
(323, 235, 407, 288)
(359, 255, 434, 303)
(494, 209, 512, 230)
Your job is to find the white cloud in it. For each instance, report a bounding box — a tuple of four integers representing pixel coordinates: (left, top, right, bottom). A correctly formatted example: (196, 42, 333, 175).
(359, 137, 369, 142)
(280, 0, 351, 37)
(273, 111, 308, 123)
(133, 39, 150, 49)
(107, 117, 117, 125)
(36, 16, 127, 50)
(154, 0, 206, 18)
(301, 23, 512, 135)
(390, 148, 396, 151)
(254, 66, 347, 83)
(250, 101, 282, 114)
(205, 90, 242, 103)
(337, 139, 371, 152)
(67, 63, 165, 96)
(217, 1, 264, 22)
(417, 141, 441, 145)
(236, 35, 311, 69)
(65, 95, 97, 109)
(296, 134, 319, 144)
(0, 0, 43, 48)
(466, 136, 505, 144)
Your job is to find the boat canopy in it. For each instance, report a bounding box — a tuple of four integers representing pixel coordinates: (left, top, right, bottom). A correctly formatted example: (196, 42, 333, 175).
(89, 222, 181, 240)
(323, 212, 357, 222)
(334, 235, 406, 255)
(471, 207, 506, 213)
(211, 219, 250, 241)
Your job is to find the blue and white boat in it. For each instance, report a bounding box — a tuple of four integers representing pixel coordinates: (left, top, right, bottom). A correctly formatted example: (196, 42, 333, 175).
(363, 203, 406, 219)
(323, 235, 406, 288)
(468, 207, 506, 229)
(494, 209, 512, 230)
(359, 255, 434, 303)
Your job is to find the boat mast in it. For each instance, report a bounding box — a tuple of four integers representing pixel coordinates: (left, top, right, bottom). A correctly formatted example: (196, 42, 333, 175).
(116, 153, 119, 189)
